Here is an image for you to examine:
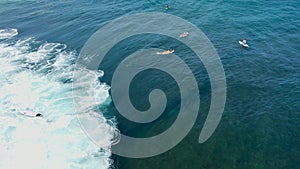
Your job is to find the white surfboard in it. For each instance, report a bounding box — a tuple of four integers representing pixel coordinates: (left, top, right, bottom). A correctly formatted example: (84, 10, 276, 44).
(239, 41, 249, 47)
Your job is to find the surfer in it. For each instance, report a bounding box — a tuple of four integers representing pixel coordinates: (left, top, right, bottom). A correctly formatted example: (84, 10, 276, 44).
(156, 48, 174, 55)
(36, 113, 43, 117)
(165, 4, 170, 10)
(239, 38, 249, 47)
(180, 32, 189, 38)
(19, 110, 43, 117)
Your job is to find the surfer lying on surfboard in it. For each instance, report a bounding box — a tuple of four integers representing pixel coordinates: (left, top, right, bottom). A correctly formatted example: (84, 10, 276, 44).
(18, 109, 43, 117)
(180, 32, 189, 38)
(156, 48, 175, 55)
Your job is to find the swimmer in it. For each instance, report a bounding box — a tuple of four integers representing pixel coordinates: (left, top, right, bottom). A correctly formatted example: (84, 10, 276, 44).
(242, 38, 247, 44)
(180, 32, 189, 38)
(156, 48, 175, 55)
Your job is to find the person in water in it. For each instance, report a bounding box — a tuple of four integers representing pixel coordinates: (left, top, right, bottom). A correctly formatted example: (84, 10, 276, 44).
(165, 4, 170, 9)
(36, 113, 43, 117)
(239, 38, 249, 47)
(156, 48, 174, 55)
(180, 32, 189, 38)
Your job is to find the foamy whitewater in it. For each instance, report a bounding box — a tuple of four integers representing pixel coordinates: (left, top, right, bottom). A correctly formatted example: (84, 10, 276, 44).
(0, 28, 118, 169)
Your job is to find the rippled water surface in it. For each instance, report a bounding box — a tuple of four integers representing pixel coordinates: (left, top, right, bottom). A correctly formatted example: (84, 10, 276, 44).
(0, 0, 299, 168)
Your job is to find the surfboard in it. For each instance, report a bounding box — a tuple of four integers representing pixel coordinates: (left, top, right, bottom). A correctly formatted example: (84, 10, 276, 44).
(239, 41, 249, 47)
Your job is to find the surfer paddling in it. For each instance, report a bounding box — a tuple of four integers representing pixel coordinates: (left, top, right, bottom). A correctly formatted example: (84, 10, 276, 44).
(18, 109, 43, 117)
(180, 32, 189, 38)
(156, 49, 174, 55)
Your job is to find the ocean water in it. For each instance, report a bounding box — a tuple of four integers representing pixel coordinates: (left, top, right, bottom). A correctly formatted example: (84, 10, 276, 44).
(0, 0, 299, 169)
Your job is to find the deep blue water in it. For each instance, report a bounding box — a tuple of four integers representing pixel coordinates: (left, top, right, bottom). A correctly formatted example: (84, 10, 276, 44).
(0, 0, 299, 169)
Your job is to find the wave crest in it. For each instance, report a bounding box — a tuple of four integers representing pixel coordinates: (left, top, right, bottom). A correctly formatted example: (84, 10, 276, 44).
(0, 28, 18, 39)
(0, 30, 117, 169)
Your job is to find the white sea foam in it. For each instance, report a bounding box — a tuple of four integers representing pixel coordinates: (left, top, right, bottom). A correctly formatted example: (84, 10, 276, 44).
(0, 29, 118, 169)
(0, 28, 18, 39)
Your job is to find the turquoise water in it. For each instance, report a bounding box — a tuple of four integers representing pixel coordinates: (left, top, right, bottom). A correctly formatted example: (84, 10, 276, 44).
(0, 0, 299, 168)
